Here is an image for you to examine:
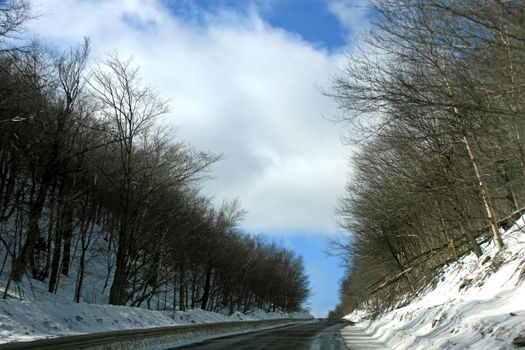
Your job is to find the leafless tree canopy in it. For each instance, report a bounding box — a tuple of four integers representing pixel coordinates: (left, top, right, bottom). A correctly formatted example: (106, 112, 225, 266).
(0, 2, 310, 313)
(330, 0, 525, 319)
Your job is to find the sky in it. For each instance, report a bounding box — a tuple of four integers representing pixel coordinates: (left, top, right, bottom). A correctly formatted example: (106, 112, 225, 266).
(26, 0, 370, 317)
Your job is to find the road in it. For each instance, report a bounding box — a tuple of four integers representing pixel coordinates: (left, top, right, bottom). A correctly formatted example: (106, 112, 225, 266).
(169, 320, 348, 350)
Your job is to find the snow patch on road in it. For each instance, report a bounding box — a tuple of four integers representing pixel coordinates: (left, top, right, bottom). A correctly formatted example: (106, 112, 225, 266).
(309, 323, 347, 350)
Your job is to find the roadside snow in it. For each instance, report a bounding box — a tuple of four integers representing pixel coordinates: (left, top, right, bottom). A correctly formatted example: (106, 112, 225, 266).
(0, 298, 176, 343)
(0, 222, 312, 345)
(0, 240, 313, 345)
(345, 215, 525, 349)
(0, 299, 312, 345)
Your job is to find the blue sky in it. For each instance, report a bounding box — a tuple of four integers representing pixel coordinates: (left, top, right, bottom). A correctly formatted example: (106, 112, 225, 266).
(165, 0, 351, 50)
(265, 2, 347, 49)
(276, 232, 345, 317)
(28, 0, 369, 318)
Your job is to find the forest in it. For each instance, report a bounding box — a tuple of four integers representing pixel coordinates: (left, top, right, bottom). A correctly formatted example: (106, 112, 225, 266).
(330, 0, 525, 318)
(0, 0, 309, 314)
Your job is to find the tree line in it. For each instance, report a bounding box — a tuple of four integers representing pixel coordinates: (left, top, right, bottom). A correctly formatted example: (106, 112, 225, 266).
(329, 0, 525, 318)
(0, 0, 309, 314)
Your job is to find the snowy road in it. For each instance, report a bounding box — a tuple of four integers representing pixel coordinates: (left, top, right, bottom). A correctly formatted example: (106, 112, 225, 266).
(170, 320, 348, 350)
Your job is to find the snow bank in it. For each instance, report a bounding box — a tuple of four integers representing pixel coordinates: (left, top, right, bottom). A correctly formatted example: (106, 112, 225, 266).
(0, 298, 176, 343)
(0, 267, 313, 345)
(0, 265, 313, 346)
(0, 227, 313, 345)
(346, 215, 525, 349)
(244, 308, 313, 320)
(0, 299, 312, 345)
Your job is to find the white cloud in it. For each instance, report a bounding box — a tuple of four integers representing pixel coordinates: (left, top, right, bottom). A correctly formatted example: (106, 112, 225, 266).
(327, 0, 370, 40)
(28, 0, 352, 234)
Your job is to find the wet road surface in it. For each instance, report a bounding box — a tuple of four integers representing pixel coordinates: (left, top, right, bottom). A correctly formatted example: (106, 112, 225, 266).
(170, 320, 348, 350)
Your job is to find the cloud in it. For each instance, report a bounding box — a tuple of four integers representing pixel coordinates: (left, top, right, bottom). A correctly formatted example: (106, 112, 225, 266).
(28, 0, 352, 234)
(327, 0, 370, 40)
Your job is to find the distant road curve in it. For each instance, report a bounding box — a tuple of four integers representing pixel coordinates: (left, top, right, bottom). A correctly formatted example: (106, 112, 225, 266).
(170, 320, 348, 350)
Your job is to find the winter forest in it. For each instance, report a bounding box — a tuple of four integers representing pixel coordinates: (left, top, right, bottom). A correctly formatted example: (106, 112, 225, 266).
(331, 0, 525, 318)
(0, 0, 310, 315)
(4, 0, 525, 335)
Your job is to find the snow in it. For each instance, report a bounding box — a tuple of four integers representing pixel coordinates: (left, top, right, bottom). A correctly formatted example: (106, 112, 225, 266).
(310, 322, 348, 350)
(0, 225, 312, 345)
(0, 216, 312, 345)
(0, 298, 312, 345)
(344, 215, 525, 349)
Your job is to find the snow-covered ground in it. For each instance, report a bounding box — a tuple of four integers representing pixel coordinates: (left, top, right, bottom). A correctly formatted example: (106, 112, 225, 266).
(0, 236, 312, 344)
(0, 220, 312, 345)
(0, 298, 311, 344)
(345, 215, 525, 349)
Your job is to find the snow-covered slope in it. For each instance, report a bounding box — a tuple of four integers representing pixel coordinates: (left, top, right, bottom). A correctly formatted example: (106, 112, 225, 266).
(0, 298, 311, 344)
(0, 216, 312, 345)
(0, 231, 312, 344)
(345, 216, 525, 349)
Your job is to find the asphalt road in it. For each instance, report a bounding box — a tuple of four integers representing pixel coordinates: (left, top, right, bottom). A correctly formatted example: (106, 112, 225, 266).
(170, 320, 348, 350)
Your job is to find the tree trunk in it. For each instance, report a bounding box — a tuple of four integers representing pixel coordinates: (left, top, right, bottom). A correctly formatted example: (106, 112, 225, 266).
(173, 274, 178, 313)
(48, 230, 62, 293)
(10, 179, 49, 282)
(74, 208, 93, 303)
(60, 204, 74, 276)
(43, 185, 57, 280)
(0, 151, 17, 222)
(74, 240, 87, 303)
(109, 225, 129, 305)
(179, 268, 186, 311)
(200, 268, 212, 310)
(463, 134, 504, 249)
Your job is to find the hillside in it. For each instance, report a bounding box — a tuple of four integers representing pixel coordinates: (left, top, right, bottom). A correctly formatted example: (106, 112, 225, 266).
(0, 273, 311, 345)
(345, 216, 525, 349)
(0, 224, 312, 345)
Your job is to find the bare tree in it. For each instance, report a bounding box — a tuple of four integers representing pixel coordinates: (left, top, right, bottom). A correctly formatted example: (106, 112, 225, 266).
(90, 55, 169, 305)
(330, 0, 525, 315)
